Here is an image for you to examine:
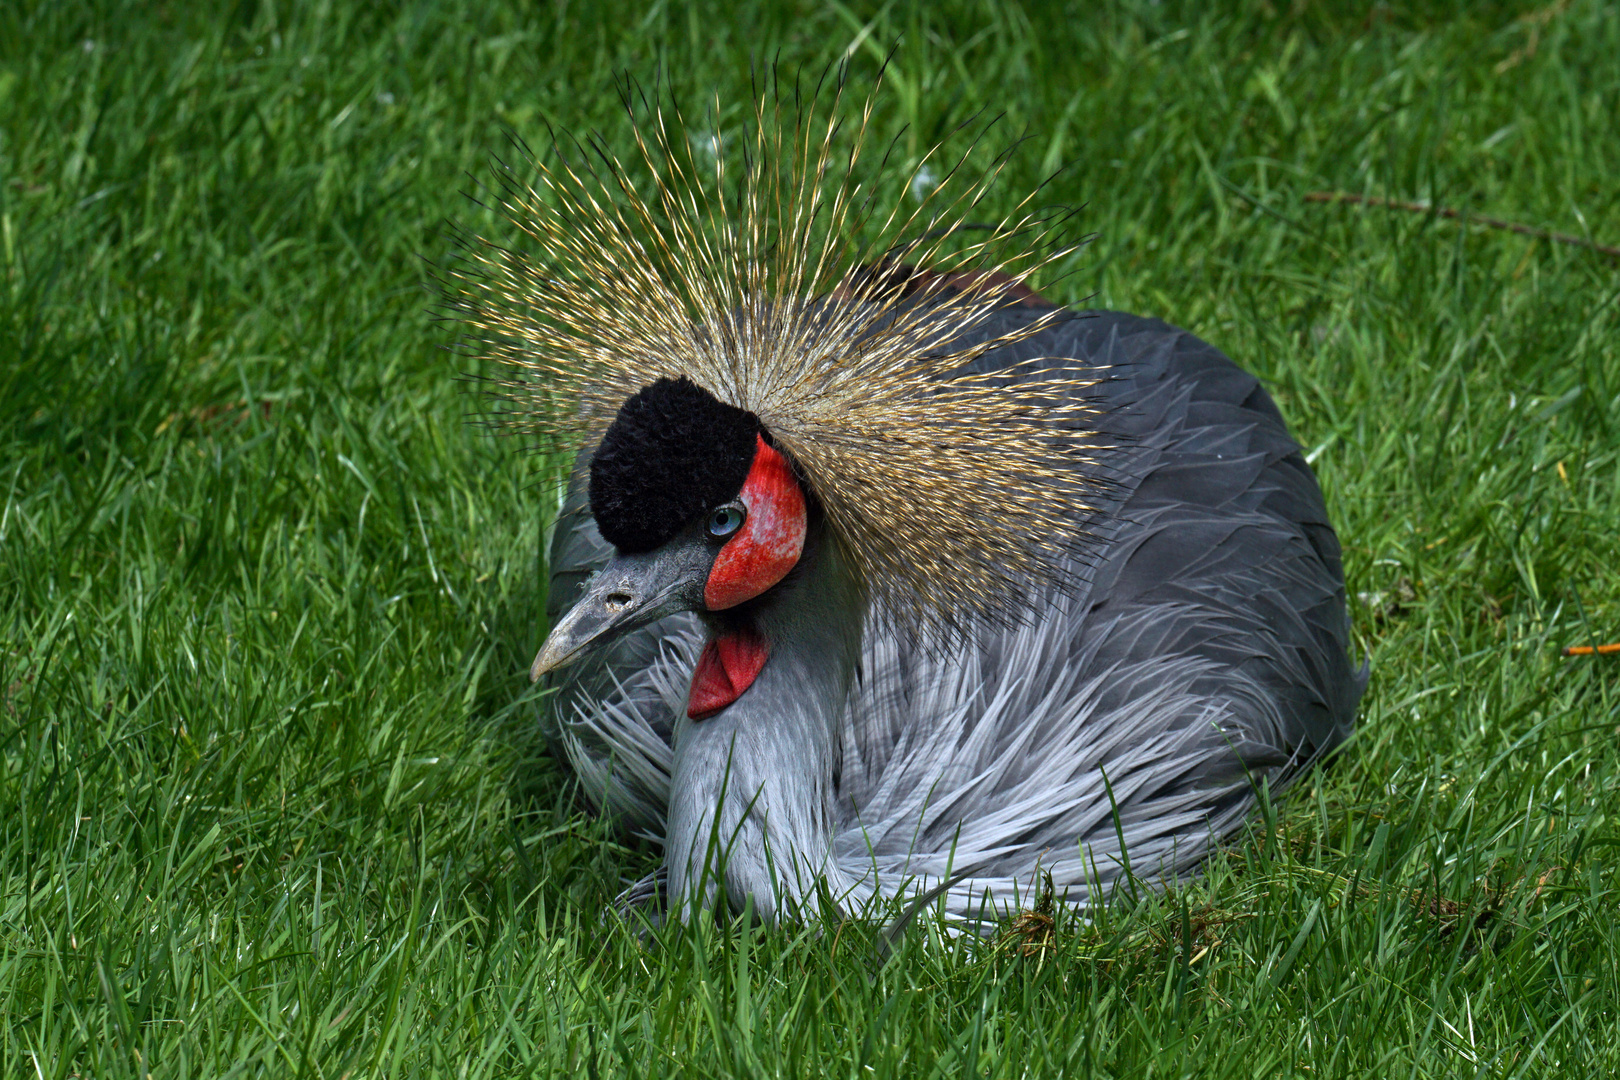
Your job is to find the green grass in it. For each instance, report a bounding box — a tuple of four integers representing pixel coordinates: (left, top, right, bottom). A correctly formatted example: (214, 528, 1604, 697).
(2, 0, 1618, 1075)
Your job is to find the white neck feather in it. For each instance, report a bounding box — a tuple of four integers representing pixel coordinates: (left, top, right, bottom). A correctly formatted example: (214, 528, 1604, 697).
(664, 532, 865, 922)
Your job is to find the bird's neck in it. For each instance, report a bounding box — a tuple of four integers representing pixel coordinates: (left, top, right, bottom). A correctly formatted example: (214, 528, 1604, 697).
(665, 532, 865, 922)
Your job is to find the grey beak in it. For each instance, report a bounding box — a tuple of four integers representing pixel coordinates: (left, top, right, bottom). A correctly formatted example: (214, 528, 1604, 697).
(531, 545, 710, 682)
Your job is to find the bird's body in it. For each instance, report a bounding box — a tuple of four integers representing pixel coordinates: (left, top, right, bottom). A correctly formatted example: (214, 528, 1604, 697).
(448, 89, 1361, 925)
(544, 294, 1361, 923)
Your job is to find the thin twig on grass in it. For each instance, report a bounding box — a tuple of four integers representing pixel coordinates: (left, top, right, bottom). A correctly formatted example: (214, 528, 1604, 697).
(1304, 191, 1620, 261)
(1562, 643, 1620, 657)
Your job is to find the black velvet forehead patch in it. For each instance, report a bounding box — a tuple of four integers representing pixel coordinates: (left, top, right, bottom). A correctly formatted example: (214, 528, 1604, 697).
(588, 376, 763, 553)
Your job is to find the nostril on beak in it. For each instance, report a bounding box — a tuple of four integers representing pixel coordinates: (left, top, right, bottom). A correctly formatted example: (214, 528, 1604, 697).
(604, 592, 634, 613)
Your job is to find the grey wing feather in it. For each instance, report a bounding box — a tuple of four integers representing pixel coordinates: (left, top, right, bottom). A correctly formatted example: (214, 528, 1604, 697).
(830, 311, 1362, 913)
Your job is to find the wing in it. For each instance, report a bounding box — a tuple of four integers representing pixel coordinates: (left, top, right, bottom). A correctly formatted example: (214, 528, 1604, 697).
(832, 309, 1364, 911)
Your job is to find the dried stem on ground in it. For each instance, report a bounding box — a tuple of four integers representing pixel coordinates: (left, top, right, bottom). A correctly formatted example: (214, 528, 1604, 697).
(1304, 191, 1620, 261)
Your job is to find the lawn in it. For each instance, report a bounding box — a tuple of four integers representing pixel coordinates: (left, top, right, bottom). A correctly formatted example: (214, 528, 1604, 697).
(2, 0, 1617, 1075)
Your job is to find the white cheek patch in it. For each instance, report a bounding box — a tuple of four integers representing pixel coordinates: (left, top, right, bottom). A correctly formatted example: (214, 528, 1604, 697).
(704, 436, 807, 610)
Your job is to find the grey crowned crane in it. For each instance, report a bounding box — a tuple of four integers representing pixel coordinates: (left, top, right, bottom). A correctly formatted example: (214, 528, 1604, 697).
(448, 90, 1363, 926)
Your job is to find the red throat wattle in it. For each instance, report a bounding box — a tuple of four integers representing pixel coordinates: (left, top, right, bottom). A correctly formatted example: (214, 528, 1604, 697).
(686, 436, 805, 719)
(687, 625, 770, 720)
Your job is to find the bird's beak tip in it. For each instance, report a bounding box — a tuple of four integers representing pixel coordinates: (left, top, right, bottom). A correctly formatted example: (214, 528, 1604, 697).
(529, 639, 574, 682)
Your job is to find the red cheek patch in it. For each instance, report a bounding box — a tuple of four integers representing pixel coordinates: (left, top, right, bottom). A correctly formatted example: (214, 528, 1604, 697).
(688, 625, 770, 720)
(704, 436, 807, 610)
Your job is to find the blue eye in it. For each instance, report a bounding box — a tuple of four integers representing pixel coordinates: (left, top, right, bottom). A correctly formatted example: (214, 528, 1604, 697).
(707, 505, 746, 539)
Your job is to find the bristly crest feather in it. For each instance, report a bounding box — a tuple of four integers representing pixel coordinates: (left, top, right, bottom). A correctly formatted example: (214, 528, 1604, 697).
(442, 70, 1112, 641)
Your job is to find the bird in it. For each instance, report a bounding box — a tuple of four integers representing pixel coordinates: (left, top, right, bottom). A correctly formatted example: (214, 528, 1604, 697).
(446, 86, 1364, 927)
